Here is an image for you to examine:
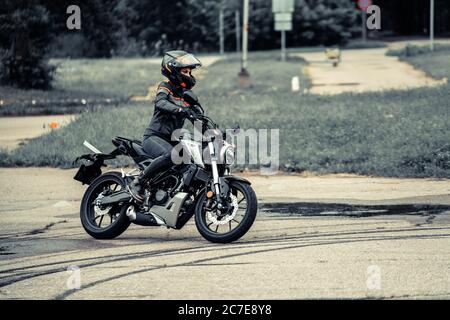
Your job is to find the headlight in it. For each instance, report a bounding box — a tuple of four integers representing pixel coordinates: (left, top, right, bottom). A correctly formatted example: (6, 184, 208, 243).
(224, 146, 235, 165)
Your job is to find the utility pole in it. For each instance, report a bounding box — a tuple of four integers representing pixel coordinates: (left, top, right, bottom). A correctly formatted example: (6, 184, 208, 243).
(281, 30, 286, 61)
(238, 0, 250, 87)
(362, 10, 367, 42)
(430, 0, 435, 51)
(235, 10, 241, 52)
(219, 3, 224, 55)
(242, 0, 249, 72)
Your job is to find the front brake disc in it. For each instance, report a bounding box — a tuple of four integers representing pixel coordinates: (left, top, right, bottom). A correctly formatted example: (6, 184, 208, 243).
(206, 194, 239, 225)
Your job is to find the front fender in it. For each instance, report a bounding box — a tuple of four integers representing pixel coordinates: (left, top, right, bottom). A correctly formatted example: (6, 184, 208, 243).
(222, 175, 251, 185)
(217, 175, 251, 198)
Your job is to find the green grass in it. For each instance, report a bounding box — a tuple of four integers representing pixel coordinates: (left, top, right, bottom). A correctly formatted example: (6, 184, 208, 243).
(50, 58, 164, 98)
(343, 40, 387, 50)
(195, 51, 310, 97)
(1, 51, 450, 177)
(386, 43, 450, 57)
(0, 58, 163, 115)
(401, 50, 450, 80)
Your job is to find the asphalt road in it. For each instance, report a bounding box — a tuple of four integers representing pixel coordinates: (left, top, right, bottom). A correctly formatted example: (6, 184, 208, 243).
(1, 168, 450, 299)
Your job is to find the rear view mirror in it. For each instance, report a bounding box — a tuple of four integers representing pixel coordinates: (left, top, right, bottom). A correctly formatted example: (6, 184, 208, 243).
(183, 90, 199, 106)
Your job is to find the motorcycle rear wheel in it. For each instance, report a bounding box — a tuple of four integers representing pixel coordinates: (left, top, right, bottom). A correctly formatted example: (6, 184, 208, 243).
(80, 172, 131, 239)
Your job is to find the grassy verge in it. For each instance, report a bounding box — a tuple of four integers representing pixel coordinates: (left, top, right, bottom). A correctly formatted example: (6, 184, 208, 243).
(343, 40, 387, 50)
(1, 51, 449, 177)
(386, 42, 450, 81)
(386, 43, 450, 57)
(195, 51, 310, 97)
(400, 50, 450, 81)
(0, 58, 163, 115)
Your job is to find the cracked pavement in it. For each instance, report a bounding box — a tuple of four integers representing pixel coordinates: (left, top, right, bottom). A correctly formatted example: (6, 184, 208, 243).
(0, 168, 450, 299)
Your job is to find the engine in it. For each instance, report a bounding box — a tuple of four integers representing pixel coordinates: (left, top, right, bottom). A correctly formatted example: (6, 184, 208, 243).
(151, 174, 181, 205)
(154, 189, 168, 204)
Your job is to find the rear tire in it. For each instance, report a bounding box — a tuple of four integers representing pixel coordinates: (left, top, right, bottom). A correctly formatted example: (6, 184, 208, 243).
(195, 181, 257, 243)
(80, 172, 131, 239)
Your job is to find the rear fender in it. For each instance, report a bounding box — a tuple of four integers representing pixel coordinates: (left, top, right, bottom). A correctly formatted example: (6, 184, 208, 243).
(73, 149, 120, 185)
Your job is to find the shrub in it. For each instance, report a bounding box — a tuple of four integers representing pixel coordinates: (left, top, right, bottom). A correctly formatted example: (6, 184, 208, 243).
(0, 1, 55, 89)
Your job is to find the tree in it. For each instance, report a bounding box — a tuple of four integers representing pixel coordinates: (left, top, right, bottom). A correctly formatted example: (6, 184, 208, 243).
(0, 0, 55, 89)
(122, 0, 222, 55)
(292, 0, 359, 46)
(247, 0, 359, 50)
(46, 0, 121, 58)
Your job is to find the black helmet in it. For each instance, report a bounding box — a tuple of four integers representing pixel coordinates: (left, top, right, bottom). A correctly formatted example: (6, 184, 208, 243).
(161, 50, 202, 89)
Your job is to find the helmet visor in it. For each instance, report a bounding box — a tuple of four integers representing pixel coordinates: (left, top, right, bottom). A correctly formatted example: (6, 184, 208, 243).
(175, 54, 202, 69)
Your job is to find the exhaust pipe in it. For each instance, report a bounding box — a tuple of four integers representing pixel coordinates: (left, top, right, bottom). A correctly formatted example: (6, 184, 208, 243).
(126, 206, 165, 226)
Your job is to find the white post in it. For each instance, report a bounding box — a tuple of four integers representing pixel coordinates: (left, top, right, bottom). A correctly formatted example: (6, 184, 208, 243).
(291, 76, 300, 92)
(242, 0, 249, 71)
(430, 0, 435, 51)
(219, 5, 224, 55)
(235, 10, 241, 52)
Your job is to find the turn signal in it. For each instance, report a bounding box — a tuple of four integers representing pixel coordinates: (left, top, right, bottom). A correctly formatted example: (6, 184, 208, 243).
(206, 191, 214, 198)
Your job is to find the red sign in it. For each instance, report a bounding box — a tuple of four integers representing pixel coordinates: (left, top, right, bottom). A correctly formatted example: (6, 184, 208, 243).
(357, 0, 372, 11)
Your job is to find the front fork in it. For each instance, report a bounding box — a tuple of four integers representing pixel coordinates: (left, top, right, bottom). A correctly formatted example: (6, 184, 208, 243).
(207, 141, 229, 211)
(208, 141, 221, 201)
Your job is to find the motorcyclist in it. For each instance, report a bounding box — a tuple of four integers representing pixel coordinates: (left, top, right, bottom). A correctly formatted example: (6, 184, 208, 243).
(127, 50, 202, 202)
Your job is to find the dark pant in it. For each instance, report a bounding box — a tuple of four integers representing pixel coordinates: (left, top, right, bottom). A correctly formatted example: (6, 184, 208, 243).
(140, 135, 176, 182)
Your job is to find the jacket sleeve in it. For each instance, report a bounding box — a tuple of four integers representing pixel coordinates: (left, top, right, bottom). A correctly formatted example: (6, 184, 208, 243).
(154, 91, 183, 114)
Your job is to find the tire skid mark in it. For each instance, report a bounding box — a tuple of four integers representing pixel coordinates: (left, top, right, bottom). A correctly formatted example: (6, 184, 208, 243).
(1, 225, 447, 278)
(0, 244, 210, 287)
(0, 240, 289, 287)
(55, 232, 450, 300)
(0, 224, 432, 272)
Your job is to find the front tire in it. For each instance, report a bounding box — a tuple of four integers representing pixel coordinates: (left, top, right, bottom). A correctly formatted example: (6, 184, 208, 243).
(80, 171, 131, 239)
(195, 180, 257, 243)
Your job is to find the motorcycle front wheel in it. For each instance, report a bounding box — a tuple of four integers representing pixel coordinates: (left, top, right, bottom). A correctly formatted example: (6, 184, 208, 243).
(194, 180, 257, 243)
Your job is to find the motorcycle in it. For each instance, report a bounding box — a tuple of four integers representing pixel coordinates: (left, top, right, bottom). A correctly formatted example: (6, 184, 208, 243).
(73, 90, 257, 243)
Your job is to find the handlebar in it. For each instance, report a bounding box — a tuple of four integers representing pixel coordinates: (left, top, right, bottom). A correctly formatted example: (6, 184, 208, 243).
(195, 113, 218, 130)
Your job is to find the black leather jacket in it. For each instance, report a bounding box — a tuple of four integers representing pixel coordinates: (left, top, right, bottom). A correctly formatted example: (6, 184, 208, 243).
(143, 81, 190, 141)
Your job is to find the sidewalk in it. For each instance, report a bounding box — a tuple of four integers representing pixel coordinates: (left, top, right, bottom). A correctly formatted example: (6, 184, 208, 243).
(295, 47, 447, 95)
(0, 115, 78, 150)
